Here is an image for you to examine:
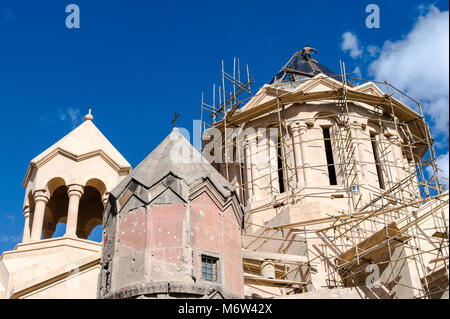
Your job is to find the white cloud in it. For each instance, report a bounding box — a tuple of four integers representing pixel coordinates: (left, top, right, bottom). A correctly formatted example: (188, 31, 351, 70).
(58, 108, 81, 128)
(58, 112, 66, 121)
(1, 235, 20, 243)
(341, 32, 363, 59)
(367, 45, 380, 57)
(368, 5, 449, 136)
(67, 108, 81, 128)
(352, 66, 362, 78)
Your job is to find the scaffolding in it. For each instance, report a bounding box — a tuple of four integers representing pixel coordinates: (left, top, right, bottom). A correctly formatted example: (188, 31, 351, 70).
(199, 57, 449, 299)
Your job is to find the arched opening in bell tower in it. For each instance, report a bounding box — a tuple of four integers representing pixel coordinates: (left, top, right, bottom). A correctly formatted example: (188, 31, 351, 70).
(42, 177, 69, 239)
(77, 186, 104, 240)
(76, 178, 107, 242)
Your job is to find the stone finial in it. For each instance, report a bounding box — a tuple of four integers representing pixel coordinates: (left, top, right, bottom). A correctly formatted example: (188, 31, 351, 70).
(85, 108, 94, 121)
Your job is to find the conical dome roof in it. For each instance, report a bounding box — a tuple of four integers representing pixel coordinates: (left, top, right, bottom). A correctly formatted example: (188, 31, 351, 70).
(110, 128, 235, 200)
(30, 119, 130, 169)
(269, 50, 340, 84)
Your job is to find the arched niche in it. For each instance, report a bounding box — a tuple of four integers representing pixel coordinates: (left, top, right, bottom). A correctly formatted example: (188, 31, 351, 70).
(46, 177, 67, 196)
(85, 178, 107, 197)
(77, 186, 104, 239)
(313, 111, 339, 126)
(42, 185, 69, 239)
(367, 120, 382, 135)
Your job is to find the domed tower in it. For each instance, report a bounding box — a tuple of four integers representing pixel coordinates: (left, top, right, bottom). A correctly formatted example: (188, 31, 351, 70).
(98, 128, 244, 299)
(0, 110, 131, 299)
(202, 50, 448, 299)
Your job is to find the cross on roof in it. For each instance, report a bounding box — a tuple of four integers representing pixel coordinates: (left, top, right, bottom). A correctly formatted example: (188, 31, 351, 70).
(171, 111, 180, 127)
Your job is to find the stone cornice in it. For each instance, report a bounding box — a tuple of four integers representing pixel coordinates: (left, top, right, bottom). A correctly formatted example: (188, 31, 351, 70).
(23, 147, 132, 188)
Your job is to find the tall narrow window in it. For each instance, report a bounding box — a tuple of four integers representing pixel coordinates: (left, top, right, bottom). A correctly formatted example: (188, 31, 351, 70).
(323, 127, 337, 185)
(201, 255, 218, 282)
(277, 138, 285, 193)
(371, 134, 385, 189)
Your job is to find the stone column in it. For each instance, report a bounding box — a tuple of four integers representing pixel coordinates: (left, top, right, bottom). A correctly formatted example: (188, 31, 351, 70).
(298, 122, 310, 186)
(30, 191, 49, 241)
(352, 122, 369, 177)
(409, 160, 421, 199)
(349, 121, 365, 184)
(248, 134, 259, 201)
(388, 135, 405, 183)
(22, 206, 31, 243)
(268, 133, 279, 194)
(65, 184, 84, 238)
(244, 139, 253, 201)
(290, 121, 303, 188)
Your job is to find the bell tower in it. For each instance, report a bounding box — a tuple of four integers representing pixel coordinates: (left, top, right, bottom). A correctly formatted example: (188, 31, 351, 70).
(0, 110, 131, 299)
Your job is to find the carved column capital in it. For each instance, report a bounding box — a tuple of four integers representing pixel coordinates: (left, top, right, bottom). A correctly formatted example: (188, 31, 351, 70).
(289, 121, 301, 131)
(33, 190, 49, 203)
(245, 134, 258, 146)
(386, 133, 398, 140)
(349, 121, 363, 130)
(67, 184, 84, 198)
(23, 206, 31, 217)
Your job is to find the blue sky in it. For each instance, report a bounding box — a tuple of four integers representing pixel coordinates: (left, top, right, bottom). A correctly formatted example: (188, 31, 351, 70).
(0, 0, 448, 252)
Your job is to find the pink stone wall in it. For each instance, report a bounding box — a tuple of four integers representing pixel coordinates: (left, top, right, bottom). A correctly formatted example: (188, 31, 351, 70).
(145, 203, 189, 281)
(190, 192, 243, 297)
(113, 192, 243, 298)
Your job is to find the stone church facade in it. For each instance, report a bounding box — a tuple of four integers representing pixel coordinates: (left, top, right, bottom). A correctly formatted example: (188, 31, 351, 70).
(0, 51, 448, 299)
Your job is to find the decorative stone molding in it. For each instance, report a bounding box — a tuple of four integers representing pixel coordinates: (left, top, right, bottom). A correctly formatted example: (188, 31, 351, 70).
(33, 190, 49, 203)
(298, 121, 308, 133)
(22, 206, 32, 243)
(67, 184, 84, 198)
(348, 121, 363, 130)
(23, 206, 31, 217)
(103, 281, 238, 299)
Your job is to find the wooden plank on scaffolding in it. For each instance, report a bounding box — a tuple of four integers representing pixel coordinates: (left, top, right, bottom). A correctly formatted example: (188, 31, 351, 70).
(213, 85, 428, 156)
(429, 256, 449, 264)
(432, 231, 449, 239)
(242, 249, 308, 264)
(215, 89, 342, 128)
(420, 265, 449, 298)
(336, 222, 409, 267)
(244, 275, 307, 288)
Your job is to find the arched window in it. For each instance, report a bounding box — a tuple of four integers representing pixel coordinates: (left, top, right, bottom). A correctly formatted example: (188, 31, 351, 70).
(322, 126, 337, 185)
(314, 112, 342, 186)
(370, 132, 385, 189)
(367, 121, 387, 190)
(77, 180, 106, 240)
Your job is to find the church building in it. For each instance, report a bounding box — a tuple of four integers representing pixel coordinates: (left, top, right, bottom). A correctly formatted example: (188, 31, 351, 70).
(0, 50, 448, 299)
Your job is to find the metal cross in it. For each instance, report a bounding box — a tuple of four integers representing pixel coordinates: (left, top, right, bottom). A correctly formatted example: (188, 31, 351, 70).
(171, 111, 180, 127)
